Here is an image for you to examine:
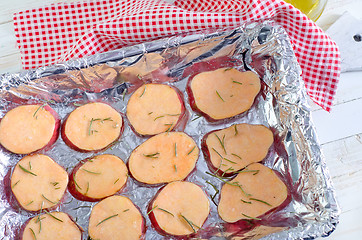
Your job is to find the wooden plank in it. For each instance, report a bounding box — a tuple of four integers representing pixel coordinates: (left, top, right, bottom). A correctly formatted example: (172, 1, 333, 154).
(0, 53, 22, 74)
(312, 98, 362, 144)
(0, 22, 18, 58)
(321, 133, 362, 239)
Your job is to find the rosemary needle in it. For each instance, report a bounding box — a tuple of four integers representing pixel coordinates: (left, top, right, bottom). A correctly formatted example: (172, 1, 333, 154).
(174, 143, 177, 157)
(42, 194, 57, 204)
(232, 80, 243, 85)
(187, 146, 196, 155)
(214, 134, 227, 154)
(19, 164, 37, 176)
(12, 180, 20, 188)
(114, 178, 120, 184)
(231, 153, 242, 160)
(242, 213, 261, 220)
(234, 125, 238, 135)
(139, 86, 146, 98)
(215, 90, 225, 102)
(147, 205, 158, 215)
(158, 208, 174, 217)
(174, 165, 177, 172)
(96, 214, 119, 227)
(45, 211, 63, 222)
(30, 228, 37, 240)
(143, 153, 160, 158)
(82, 169, 101, 175)
(180, 214, 201, 232)
(249, 197, 272, 206)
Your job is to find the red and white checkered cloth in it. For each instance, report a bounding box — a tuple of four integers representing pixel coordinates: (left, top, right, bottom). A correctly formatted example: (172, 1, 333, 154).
(13, 0, 340, 111)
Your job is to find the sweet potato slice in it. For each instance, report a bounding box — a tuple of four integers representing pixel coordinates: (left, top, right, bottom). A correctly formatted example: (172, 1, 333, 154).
(62, 102, 123, 152)
(202, 124, 273, 175)
(69, 154, 128, 201)
(128, 132, 199, 184)
(21, 212, 82, 240)
(218, 163, 288, 223)
(11, 154, 68, 211)
(188, 68, 260, 120)
(126, 84, 185, 136)
(88, 195, 145, 240)
(0, 104, 59, 154)
(148, 181, 210, 236)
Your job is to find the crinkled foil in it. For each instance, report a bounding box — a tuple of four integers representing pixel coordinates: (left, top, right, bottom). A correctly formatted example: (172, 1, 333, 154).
(0, 20, 340, 240)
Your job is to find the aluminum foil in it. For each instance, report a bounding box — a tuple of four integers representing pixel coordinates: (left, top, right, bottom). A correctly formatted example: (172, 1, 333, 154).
(0, 20, 340, 240)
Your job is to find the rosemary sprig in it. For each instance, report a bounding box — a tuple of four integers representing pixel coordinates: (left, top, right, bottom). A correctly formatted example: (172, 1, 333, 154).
(96, 214, 118, 227)
(180, 214, 201, 233)
(214, 134, 227, 154)
(242, 213, 261, 220)
(114, 178, 120, 184)
(42, 194, 57, 204)
(82, 169, 101, 175)
(88, 117, 113, 135)
(191, 115, 202, 121)
(12, 180, 20, 188)
(205, 171, 250, 196)
(187, 146, 196, 155)
(234, 125, 238, 135)
(45, 211, 64, 222)
(33, 103, 46, 118)
(19, 164, 37, 176)
(143, 153, 160, 158)
(232, 80, 243, 85)
(174, 143, 177, 157)
(240, 198, 252, 204)
(158, 208, 174, 217)
(30, 228, 37, 240)
(215, 90, 225, 102)
(231, 153, 242, 160)
(206, 180, 219, 206)
(249, 198, 272, 206)
(139, 86, 146, 98)
(174, 165, 177, 172)
(147, 205, 158, 215)
(154, 115, 165, 121)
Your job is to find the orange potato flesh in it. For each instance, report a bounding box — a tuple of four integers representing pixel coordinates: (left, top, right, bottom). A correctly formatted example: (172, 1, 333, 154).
(22, 212, 82, 240)
(73, 154, 128, 199)
(218, 163, 288, 223)
(11, 154, 68, 211)
(63, 102, 123, 151)
(126, 84, 183, 135)
(190, 68, 260, 120)
(0, 105, 56, 154)
(88, 196, 144, 240)
(151, 181, 210, 236)
(205, 124, 273, 174)
(128, 132, 199, 184)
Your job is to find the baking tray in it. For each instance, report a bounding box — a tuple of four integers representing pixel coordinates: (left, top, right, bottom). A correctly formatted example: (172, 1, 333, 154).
(0, 20, 340, 239)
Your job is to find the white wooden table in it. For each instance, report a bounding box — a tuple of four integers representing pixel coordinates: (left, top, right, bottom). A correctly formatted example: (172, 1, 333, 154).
(0, 0, 361, 239)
